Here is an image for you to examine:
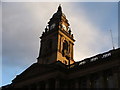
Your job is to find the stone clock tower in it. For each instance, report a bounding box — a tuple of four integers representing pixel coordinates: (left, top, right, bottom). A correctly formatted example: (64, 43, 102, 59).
(37, 5, 75, 65)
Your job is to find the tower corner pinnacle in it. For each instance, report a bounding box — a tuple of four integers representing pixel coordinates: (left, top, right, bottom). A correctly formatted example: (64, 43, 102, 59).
(57, 4, 62, 12)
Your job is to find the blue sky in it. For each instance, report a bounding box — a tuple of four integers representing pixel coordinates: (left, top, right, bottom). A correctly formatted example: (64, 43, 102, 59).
(1, 2, 118, 86)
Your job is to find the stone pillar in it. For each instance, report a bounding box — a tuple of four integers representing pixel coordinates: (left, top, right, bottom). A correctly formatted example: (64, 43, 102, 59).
(36, 83, 40, 90)
(55, 79, 60, 89)
(35, 84, 37, 90)
(64, 81, 68, 88)
(86, 78, 91, 88)
(99, 75, 104, 88)
(75, 79, 79, 88)
(28, 87, 31, 90)
(45, 80, 49, 89)
(28, 85, 32, 90)
(118, 72, 120, 89)
(104, 75, 108, 88)
(113, 72, 120, 88)
(102, 72, 109, 88)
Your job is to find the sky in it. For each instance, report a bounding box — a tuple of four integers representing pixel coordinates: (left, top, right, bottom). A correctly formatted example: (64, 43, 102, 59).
(0, 1, 2, 87)
(1, 2, 118, 86)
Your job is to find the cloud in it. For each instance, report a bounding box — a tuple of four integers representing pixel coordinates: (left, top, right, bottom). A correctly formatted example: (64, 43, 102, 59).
(2, 2, 72, 67)
(62, 3, 115, 61)
(2, 2, 38, 67)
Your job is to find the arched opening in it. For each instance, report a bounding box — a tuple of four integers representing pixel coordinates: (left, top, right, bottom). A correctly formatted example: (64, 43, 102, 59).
(62, 40, 69, 56)
(63, 40, 68, 51)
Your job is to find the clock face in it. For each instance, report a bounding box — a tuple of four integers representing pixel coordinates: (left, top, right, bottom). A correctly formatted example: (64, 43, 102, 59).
(50, 23, 56, 30)
(62, 24, 67, 31)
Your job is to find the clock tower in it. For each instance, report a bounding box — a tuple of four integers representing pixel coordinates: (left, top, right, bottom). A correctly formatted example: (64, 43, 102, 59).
(37, 5, 75, 65)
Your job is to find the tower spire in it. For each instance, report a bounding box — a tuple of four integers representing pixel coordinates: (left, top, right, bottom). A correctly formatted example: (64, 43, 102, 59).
(57, 4, 62, 12)
(38, 5, 75, 65)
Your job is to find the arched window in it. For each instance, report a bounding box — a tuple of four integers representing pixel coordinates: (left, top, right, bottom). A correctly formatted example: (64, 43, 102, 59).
(63, 40, 68, 51)
(62, 40, 69, 56)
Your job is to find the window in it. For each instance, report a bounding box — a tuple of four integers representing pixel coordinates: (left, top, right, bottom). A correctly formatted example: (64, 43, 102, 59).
(63, 40, 68, 51)
(62, 40, 69, 56)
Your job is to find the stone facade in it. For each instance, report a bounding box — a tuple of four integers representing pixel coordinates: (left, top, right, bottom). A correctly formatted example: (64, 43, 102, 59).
(2, 48, 120, 89)
(37, 5, 75, 65)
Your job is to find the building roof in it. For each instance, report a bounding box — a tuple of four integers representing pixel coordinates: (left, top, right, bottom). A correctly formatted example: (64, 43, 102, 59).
(12, 48, 120, 83)
(2, 48, 120, 88)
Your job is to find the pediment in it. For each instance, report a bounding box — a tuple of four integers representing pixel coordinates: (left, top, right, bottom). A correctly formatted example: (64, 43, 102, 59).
(12, 61, 68, 83)
(12, 63, 56, 83)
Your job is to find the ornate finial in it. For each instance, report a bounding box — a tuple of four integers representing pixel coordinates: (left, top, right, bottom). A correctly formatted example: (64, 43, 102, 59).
(57, 4, 62, 12)
(45, 26, 48, 32)
(69, 27, 71, 34)
(71, 34, 73, 37)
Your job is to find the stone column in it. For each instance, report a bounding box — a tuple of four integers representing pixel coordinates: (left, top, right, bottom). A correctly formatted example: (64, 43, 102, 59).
(86, 78, 91, 88)
(45, 80, 49, 89)
(99, 72, 107, 88)
(55, 79, 60, 89)
(28, 85, 32, 90)
(104, 75, 108, 88)
(36, 83, 40, 90)
(113, 72, 120, 88)
(99, 75, 104, 88)
(64, 81, 68, 88)
(75, 79, 79, 88)
(118, 71, 120, 89)
(58, 34, 61, 52)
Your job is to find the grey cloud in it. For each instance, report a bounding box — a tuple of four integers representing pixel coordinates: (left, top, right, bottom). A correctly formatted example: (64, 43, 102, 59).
(2, 2, 118, 67)
(2, 2, 42, 67)
(2, 2, 64, 68)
